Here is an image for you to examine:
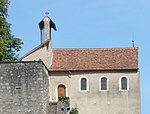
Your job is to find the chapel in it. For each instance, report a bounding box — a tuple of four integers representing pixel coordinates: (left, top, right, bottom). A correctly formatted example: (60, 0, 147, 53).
(19, 15, 141, 114)
(0, 15, 141, 114)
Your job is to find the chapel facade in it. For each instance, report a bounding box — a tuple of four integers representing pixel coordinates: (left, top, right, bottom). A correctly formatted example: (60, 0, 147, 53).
(20, 15, 141, 114)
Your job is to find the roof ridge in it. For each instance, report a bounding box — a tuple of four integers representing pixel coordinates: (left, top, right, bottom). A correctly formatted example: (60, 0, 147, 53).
(52, 47, 138, 50)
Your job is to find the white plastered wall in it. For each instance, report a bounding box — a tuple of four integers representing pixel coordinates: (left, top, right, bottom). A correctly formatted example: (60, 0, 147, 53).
(49, 71, 141, 114)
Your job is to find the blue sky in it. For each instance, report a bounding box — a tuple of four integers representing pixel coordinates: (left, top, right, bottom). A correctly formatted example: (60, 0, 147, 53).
(8, 0, 150, 113)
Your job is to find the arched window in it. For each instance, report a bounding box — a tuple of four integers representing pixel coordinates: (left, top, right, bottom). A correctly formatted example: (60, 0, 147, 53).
(121, 77, 127, 90)
(119, 76, 129, 91)
(99, 76, 109, 91)
(79, 77, 89, 91)
(81, 78, 87, 90)
(101, 77, 107, 90)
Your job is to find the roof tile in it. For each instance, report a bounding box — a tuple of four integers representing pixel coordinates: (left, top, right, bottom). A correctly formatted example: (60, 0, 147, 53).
(50, 48, 138, 71)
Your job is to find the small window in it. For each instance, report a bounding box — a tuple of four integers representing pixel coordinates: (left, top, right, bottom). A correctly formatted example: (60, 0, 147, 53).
(79, 77, 89, 91)
(101, 77, 107, 90)
(121, 77, 127, 90)
(119, 76, 129, 91)
(99, 76, 109, 91)
(81, 78, 87, 90)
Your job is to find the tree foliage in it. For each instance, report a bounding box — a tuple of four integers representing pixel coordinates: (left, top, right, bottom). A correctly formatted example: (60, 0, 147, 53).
(0, 0, 23, 61)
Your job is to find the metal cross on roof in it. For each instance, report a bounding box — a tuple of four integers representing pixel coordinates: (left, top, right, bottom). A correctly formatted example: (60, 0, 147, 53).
(45, 12, 49, 15)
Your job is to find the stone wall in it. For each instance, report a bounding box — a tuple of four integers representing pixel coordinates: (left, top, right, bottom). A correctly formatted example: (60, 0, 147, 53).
(0, 61, 49, 114)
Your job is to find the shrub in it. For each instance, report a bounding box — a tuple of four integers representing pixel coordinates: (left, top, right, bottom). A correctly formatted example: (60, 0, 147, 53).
(69, 107, 79, 114)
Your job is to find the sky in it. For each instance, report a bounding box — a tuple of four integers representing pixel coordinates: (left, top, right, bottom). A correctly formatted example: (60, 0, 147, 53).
(8, 0, 150, 113)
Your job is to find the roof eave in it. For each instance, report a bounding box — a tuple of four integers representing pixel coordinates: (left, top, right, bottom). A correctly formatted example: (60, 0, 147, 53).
(49, 68, 138, 72)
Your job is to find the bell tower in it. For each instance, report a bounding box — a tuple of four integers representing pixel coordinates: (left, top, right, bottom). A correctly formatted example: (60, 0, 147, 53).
(39, 12, 57, 45)
(38, 13, 57, 67)
(20, 13, 57, 68)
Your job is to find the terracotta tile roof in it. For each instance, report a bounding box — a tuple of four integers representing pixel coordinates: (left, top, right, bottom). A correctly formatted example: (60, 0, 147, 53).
(50, 48, 138, 71)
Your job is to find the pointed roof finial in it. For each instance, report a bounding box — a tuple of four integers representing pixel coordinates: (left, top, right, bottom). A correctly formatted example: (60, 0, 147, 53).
(132, 40, 135, 47)
(45, 12, 49, 16)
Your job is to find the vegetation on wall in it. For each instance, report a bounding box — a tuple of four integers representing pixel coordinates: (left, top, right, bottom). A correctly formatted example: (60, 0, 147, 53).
(0, 0, 23, 61)
(58, 97, 79, 114)
(58, 96, 70, 106)
(69, 107, 79, 114)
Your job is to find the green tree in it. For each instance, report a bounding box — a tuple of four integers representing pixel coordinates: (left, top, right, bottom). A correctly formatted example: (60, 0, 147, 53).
(0, 0, 23, 61)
